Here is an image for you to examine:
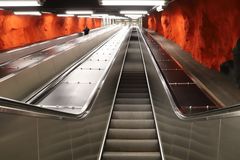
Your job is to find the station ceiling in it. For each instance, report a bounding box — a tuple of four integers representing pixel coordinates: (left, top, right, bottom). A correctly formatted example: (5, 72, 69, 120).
(41, 0, 167, 15)
(2, 0, 172, 16)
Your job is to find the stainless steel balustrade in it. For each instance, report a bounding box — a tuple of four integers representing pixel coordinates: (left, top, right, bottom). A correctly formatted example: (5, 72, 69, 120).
(0, 25, 121, 100)
(0, 26, 107, 64)
(34, 27, 130, 114)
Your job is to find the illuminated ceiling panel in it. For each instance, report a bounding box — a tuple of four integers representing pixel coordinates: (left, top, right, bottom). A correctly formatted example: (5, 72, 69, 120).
(100, 0, 165, 6)
(0, 0, 44, 6)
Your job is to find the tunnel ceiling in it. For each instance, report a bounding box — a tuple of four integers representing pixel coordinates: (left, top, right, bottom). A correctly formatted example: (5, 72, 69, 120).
(41, 0, 154, 15)
(2, 0, 172, 16)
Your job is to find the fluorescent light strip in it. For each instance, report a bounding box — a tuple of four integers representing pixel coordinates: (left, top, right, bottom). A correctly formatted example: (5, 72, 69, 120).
(101, 0, 165, 6)
(0, 1, 40, 7)
(120, 10, 148, 15)
(66, 10, 93, 15)
(92, 14, 108, 17)
(57, 14, 74, 17)
(125, 14, 143, 19)
(77, 15, 91, 18)
(42, 12, 52, 14)
(14, 11, 41, 16)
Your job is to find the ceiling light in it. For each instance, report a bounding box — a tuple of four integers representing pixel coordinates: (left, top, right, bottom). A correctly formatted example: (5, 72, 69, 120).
(92, 14, 108, 17)
(0, 0, 41, 7)
(124, 14, 143, 19)
(156, 6, 163, 12)
(101, 0, 165, 6)
(14, 11, 41, 16)
(120, 10, 148, 15)
(57, 14, 74, 17)
(42, 12, 52, 14)
(77, 15, 91, 18)
(66, 10, 93, 15)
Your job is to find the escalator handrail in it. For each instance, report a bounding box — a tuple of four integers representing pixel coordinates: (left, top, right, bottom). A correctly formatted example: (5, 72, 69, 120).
(0, 27, 130, 120)
(0, 96, 79, 119)
(140, 29, 240, 121)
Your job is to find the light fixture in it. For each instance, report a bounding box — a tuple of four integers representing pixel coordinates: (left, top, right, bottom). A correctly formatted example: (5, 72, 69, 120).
(0, 0, 42, 7)
(92, 14, 108, 17)
(14, 11, 41, 16)
(156, 7, 163, 12)
(77, 15, 91, 18)
(156, 5, 163, 12)
(101, 0, 165, 6)
(66, 10, 93, 15)
(57, 14, 75, 17)
(42, 12, 52, 14)
(120, 10, 148, 15)
(124, 14, 143, 19)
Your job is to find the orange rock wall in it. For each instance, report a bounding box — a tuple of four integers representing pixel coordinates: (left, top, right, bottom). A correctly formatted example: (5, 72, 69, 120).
(147, 0, 240, 70)
(0, 10, 102, 51)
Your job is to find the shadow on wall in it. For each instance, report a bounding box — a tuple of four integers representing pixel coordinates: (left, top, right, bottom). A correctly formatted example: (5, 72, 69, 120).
(147, 0, 240, 71)
(0, 10, 102, 51)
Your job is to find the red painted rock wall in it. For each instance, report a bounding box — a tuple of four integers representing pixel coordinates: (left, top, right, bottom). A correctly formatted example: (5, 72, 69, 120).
(147, 0, 240, 71)
(0, 10, 102, 51)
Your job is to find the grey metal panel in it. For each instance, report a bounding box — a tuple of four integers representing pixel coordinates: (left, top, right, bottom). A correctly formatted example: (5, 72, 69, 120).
(39, 83, 96, 107)
(70, 120, 93, 160)
(189, 120, 220, 160)
(219, 118, 240, 160)
(63, 70, 104, 83)
(0, 114, 38, 160)
(80, 60, 109, 70)
(38, 119, 72, 160)
(170, 120, 192, 160)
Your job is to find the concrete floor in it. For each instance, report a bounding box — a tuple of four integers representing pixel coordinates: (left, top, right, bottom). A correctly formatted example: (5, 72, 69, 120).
(146, 30, 240, 107)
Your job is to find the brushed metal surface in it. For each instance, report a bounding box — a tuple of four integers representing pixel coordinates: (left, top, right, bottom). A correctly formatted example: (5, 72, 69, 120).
(38, 119, 72, 160)
(219, 118, 240, 160)
(0, 114, 38, 160)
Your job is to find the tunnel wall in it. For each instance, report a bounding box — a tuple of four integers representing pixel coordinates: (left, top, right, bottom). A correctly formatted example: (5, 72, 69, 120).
(146, 0, 240, 71)
(0, 10, 102, 51)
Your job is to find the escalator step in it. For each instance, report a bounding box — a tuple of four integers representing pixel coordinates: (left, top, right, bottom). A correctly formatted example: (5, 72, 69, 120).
(105, 139, 159, 152)
(118, 88, 149, 93)
(117, 93, 149, 98)
(110, 119, 155, 129)
(114, 104, 152, 111)
(115, 98, 150, 104)
(112, 111, 153, 119)
(102, 152, 161, 160)
(108, 129, 157, 139)
(119, 84, 148, 88)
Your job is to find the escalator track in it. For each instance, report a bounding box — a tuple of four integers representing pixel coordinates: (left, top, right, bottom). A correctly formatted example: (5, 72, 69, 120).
(101, 28, 161, 160)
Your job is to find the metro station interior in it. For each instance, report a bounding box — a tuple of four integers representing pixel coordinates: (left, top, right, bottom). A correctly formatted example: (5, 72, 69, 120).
(0, 0, 240, 159)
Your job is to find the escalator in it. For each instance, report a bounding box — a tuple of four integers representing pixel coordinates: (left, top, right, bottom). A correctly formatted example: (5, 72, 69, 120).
(0, 27, 240, 160)
(101, 29, 161, 160)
